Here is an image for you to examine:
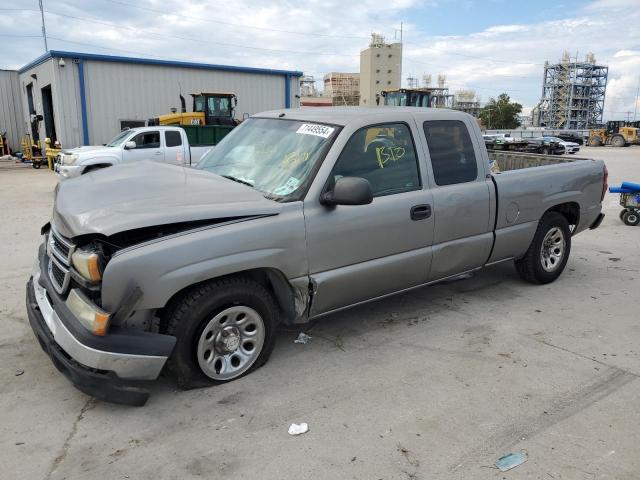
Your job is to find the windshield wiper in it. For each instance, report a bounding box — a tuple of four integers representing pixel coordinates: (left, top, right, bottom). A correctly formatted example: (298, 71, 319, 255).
(221, 175, 254, 187)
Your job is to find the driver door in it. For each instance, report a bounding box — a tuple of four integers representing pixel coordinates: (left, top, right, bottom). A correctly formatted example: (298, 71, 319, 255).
(304, 122, 434, 317)
(122, 130, 164, 163)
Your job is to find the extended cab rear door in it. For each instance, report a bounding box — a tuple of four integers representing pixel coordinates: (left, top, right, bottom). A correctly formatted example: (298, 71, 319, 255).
(164, 129, 187, 165)
(415, 113, 494, 281)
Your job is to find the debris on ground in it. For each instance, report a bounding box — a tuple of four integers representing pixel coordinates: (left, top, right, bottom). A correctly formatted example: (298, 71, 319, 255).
(288, 422, 309, 435)
(14, 370, 24, 376)
(495, 451, 528, 471)
(294, 332, 312, 344)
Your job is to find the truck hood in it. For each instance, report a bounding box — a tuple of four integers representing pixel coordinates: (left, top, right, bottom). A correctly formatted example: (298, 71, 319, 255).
(62, 146, 113, 156)
(53, 161, 282, 238)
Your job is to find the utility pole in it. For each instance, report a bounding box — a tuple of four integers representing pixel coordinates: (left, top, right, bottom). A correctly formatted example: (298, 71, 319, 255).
(634, 76, 639, 121)
(39, 0, 48, 52)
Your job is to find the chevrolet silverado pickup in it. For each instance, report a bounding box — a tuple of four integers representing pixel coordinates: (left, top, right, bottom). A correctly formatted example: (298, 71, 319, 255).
(55, 126, 212, 179)
(26, 107, 607, 405)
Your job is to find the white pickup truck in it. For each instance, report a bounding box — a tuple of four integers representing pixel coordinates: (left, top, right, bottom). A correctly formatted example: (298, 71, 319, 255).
(55, 126, 212, 179)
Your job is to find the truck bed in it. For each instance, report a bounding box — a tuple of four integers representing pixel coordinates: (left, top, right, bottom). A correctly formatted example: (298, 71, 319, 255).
(486, 150, 605, 264)
(489, 150, 580, 171)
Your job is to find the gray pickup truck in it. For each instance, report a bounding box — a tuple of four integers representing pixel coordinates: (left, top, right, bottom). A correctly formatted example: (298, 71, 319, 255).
(26, 108, 607, 405)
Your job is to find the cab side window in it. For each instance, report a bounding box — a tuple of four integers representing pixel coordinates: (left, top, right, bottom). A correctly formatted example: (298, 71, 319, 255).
(332, 123, 420, 197)
(165, 131, 182, 147)
(131, 131, 160, 149)
(423, 120, 478, 186)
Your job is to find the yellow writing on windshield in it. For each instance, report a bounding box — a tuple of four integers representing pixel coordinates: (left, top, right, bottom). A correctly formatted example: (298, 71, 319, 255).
(282, 151, 310, 166)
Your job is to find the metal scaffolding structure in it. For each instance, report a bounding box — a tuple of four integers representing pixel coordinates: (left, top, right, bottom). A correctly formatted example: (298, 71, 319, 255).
(420, 74, 453, 108)
(453, 89, 481, 117)
(323, 72, 360, 106)
(532, 52, 608, 129)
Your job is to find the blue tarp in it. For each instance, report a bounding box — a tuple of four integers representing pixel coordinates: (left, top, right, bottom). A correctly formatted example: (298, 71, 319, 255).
(621, 181, 640, 191)
(609, 186, 637, 194)
(610, 182, 640, 194)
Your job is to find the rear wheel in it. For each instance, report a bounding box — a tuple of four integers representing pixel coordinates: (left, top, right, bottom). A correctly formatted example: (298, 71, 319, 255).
(611, 135, 626, 147)
(515, 212, 571, 284)
(588, 136, 603, 147)
(163, 277, 279, 389)
(622, 210, 640, 226)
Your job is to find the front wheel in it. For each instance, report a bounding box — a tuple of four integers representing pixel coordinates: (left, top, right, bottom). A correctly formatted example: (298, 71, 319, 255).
(515, 212, 571, 284)
(163, 277, 279, 389)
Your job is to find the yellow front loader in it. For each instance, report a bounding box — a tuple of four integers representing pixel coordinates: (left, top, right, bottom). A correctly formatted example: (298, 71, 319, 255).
(148, 92, 238, 127)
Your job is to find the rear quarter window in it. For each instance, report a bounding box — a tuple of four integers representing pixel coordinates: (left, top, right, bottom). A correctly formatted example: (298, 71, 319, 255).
(423, 120, 478, 186)
(165, 131, 182, 147)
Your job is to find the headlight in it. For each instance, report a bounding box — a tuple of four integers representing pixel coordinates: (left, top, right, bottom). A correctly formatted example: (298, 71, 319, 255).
(62, 154, 79, 165)
(71, 249, 102, 282)
(66, 289, 110, 336)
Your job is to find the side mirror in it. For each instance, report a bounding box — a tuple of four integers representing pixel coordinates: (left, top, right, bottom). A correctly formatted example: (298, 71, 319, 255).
(124, 141, 136, 149)
(321, 177, 373, 206)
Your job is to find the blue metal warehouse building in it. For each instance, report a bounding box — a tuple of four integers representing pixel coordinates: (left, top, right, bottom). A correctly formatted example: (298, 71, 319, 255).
(0, 51, 302, 150)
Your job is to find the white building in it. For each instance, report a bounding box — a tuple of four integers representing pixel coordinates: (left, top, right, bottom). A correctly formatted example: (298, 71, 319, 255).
(1, 50, 302, 150)
(359, 34, 402, 106)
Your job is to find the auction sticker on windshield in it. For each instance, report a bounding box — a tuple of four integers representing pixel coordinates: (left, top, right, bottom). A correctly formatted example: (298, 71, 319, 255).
(296, 123, 335, 138)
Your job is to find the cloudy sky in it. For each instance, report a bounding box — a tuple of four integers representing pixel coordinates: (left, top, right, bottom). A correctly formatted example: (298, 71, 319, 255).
(1, 0, 639, 119)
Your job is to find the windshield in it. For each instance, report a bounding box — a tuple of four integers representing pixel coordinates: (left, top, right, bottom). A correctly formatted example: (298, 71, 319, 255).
(384, 92, 407, 106)
(106, 130, 132, 147)
(196, 118, 338, 200)
(208, 97, 231, 117)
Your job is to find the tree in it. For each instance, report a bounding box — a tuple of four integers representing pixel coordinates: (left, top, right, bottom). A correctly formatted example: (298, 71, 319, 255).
(479, 93, 522, 129)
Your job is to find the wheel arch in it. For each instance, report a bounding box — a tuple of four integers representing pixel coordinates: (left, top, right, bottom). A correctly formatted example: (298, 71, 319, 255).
(545, 202, 580, 232)
(82, 163, 113, 174)
(159, 267, 307, 331)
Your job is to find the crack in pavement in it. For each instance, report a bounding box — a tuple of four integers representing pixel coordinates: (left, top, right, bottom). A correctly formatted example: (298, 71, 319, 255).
(44, 398, 96, 480)
(449, 366, 637, 473)
(540, 339, 640, 378)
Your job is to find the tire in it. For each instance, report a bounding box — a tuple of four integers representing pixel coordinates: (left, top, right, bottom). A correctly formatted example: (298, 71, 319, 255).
(611, 135, 626, 148)
(32, 161, 40, 169)
(620, 209, 628, 221)
(163, 276, 279, 389)
(542, 147, 550, 155)
(588, 136, 603, 147)
(515, 212, 571, 284)
(622, 210, 640, 226)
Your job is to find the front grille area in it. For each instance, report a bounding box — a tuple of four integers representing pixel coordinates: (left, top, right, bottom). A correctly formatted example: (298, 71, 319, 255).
(48, 227, 75, 295)
(52, 235, 71, 259)
(51, 260, 66, 286)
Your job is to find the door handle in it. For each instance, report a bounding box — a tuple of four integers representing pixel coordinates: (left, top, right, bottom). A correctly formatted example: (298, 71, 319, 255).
(153, 151, 162, 155)
(410, 204, 431, 221)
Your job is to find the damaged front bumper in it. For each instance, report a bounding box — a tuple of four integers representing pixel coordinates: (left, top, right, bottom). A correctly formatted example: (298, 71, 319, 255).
(55, 164, 84, 179)
(25, 247, 176, 406)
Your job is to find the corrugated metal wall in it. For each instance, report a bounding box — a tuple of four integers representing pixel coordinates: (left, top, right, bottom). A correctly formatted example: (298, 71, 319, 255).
(0, 70, 25, 151)
(83, 60, 300, 145)
(15, 55, 302, 148)
(17, 59, 82, 150)
(53, 59, 83, 148)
